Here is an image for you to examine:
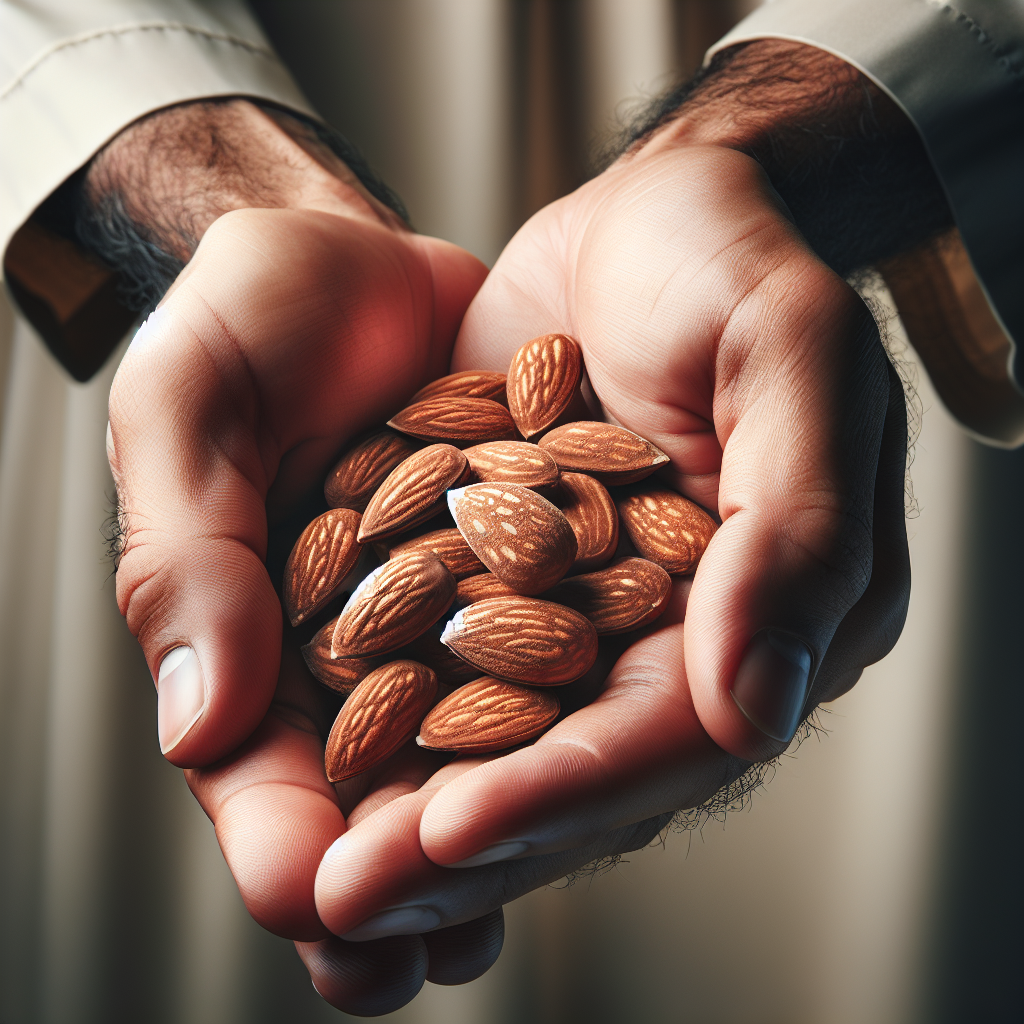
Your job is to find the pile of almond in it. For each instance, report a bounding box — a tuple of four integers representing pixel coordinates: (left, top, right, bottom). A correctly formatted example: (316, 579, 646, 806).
(282, 334, 716, 783)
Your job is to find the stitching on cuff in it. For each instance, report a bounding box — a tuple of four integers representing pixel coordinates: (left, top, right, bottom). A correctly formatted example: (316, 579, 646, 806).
(925, 1, 1024, 84)
(1, 21, 279, 103)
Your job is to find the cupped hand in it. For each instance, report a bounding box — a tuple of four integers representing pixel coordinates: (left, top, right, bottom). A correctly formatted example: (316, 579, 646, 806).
(313, 142, 911, 939)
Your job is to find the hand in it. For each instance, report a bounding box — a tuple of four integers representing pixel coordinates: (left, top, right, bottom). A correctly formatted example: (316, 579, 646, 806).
(101, 100, 506, 1013)
(312, 43, 918, 945)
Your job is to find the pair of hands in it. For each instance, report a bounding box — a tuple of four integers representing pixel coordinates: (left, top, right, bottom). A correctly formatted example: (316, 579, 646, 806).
(105, 107, 910, 1014)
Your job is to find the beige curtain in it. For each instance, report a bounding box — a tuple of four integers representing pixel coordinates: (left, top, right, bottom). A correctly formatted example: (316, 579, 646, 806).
(0, 2, 999, 1021)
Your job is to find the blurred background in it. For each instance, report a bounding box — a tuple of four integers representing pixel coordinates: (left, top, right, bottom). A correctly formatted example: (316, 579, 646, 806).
(0, 2, 1019, 1022)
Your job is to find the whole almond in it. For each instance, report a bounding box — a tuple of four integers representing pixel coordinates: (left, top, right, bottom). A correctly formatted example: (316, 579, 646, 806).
(358, 444, 470, 543)
(331, 552, 456, 658)
(418, 678, 559, 753)
(389, 528, 486, 580)
(448, 482, 577, 594)
(394, 629, 482, 685)
(557, 472, 619, 572)
(539, 422, 669, 485)
(616, 487, 717, 574)
(302, 617, 378, 693)
(455, 572, 520, 607)
(388, 397, 517, 446)
(324, 429, 418, 512)
(325, 660, 438, 782)
(546, 557, 672, 634)
(283, 508, 362, 626)
(507, 333, 583, 438)
(410, 370, 507, 404)
(440, 596, 598, 685)
(464, 440, 559, 490)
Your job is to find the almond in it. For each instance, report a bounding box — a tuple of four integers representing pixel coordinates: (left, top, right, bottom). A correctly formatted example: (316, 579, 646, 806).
(388, 397, 517, 446)
(455, 572, 520, 607)
(507, 333, 583, 438)
(417, 678, 559, 753)
(546, 557, 672, 634)
(395, 629, 482, 685)
(388, 528, 486, 580)
(557, 472, 618, 572)
(331, 552, 456, 658)
(440, 596, 598, 685)
(464, 440, 559, 490)
(324, 429, 418, 512)
(616, 487, 717, 574)
(448, 482, 577, 594)
(325, 660, 438, 782)
(282, 508, 362, 626)
(538, 422, 669, 485)
(358, 444, 470, 543)
(301, 617, 378, 693)
(410, 370, 507, 404)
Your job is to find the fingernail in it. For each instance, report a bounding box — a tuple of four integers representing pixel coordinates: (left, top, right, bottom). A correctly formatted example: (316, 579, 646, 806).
(445, 840, 530, 869)
(730, 629, 813, 743)
(342, 906, 440, 942)
(157, 646, 206, 754)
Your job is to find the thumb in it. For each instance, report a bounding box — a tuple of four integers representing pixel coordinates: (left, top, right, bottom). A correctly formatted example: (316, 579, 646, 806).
(686, 288, 895, 761)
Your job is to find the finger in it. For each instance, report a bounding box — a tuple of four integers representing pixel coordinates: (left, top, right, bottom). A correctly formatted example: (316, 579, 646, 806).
(295, 934, 427, 1016)
(108, 210, 484, 767)
(186, 645, 343, 940)
(423, 908, 504, 986)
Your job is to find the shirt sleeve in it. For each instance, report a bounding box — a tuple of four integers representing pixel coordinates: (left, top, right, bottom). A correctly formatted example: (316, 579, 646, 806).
(0, 0, 315, 379)
(709, 0, 1024, 447)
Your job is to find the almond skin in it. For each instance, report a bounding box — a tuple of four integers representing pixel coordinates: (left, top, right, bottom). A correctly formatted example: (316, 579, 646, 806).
(301, 617, 378, 693)
(464, 440, 559, 490)
(325, 660, 438, 782)
(616, 487, 717, 575)
(410, 370, 507, 404)
(455, 572, 520, 607)
(448, 482, 577, 594)
(417, 678, 559, 753)
(557, 472, 619, 572)
(507, 333, 583, 438)
(388, 397, 517, 446)
(388, 528, 486, 580)
(331, 552, 456, 658)
(440, 596, 598, 685)
(358, 444, 470, 543)
(546, 557, 672, 634)
(283, 508, 363, 626)
(538, 422, 669, 485)
(324, 429, 418, 512)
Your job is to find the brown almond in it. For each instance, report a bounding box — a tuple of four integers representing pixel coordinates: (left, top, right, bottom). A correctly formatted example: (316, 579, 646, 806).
(557, 472, 619, 572)
(388, 528, 486, 580)
(464, 440, 559, 490)
(324, 429, 418, 512)
(546, 557, 672, 634)
(358, 444, 470, 543)
(410, 370, 507, 404)
(394, 629, 482, 685)
(507, 333, 583, 438)
(388, 397, 517, 446)
(616, 487, 717, 575)
(455, 572, 520, 607)
(283, 508, 362, 626)
(440, 596, 597, 685)
(418, 678, 559, 753)
(301, 617, 378, 693)
(538, 422, 669, 485)
(448, 482, 577, 594)
(331, 552, 456, 658)
(325, 660, 438, 782)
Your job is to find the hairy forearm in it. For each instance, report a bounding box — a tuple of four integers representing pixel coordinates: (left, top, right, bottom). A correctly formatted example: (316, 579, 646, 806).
(629, 40, 953, 276)
(75, 99, 407, 312)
